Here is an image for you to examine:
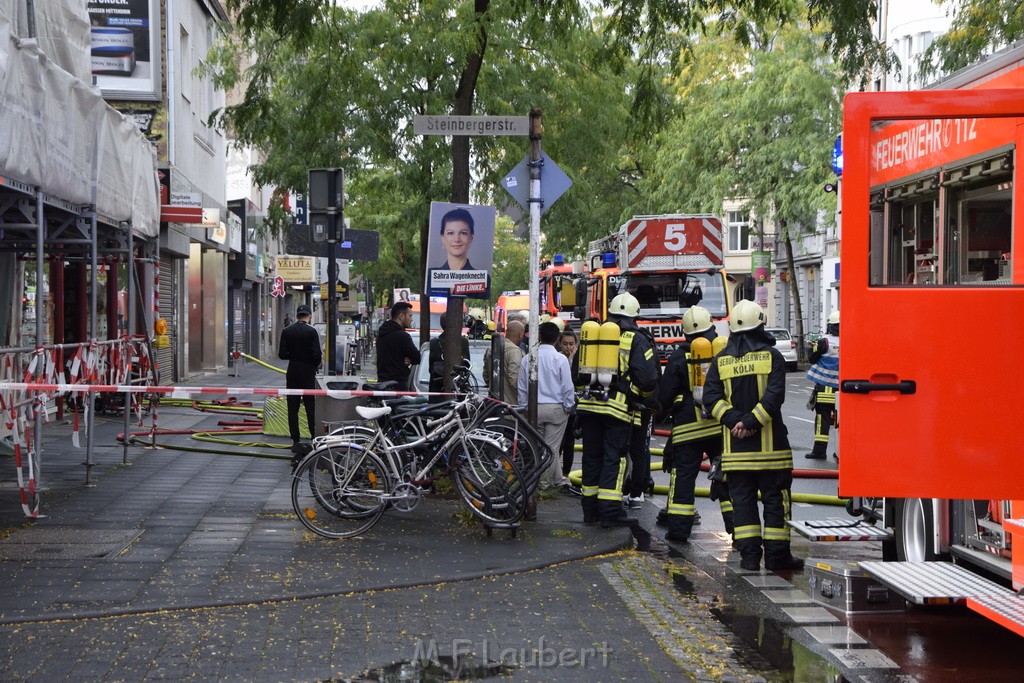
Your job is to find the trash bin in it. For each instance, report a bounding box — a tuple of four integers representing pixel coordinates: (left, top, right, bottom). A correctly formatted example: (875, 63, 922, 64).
(313, 375, 370, 437)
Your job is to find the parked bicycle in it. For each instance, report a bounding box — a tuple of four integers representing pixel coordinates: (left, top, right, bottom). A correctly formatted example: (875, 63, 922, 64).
(291, 366, 539, 538)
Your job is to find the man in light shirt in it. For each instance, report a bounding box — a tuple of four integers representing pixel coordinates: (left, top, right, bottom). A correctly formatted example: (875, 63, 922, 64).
(518, 322, 580, 495)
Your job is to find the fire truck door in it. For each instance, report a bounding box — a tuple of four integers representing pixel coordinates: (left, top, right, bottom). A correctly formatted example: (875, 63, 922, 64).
(839, 89, 1024, 501)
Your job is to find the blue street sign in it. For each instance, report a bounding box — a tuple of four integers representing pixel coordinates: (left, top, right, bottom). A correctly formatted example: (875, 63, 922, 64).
(832, 135, 843, 176)
(500, 151, 573, 213)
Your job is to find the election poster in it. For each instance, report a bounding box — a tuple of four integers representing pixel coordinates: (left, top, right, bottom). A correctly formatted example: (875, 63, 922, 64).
(425, 202, 495, 297)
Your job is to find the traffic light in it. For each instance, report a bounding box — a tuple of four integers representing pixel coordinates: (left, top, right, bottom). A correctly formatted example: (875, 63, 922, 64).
(308, 168, 344, 243)
(307, 168, 344, 211)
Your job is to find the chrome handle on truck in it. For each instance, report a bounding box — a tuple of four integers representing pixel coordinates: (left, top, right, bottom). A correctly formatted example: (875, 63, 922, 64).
(840, 379, 916, 395)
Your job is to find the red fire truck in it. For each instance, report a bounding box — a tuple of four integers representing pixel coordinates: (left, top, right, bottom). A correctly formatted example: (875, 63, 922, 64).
(793, 45, 1024, 636)
(494, 290, 530, 333)
(576, 215, 731, 360)
(538, 254, 580, 330)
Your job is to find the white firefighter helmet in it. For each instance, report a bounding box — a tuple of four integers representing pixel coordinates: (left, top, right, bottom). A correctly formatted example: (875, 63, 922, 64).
(729, 300, 767, 333)
(608, 292, 640, 318)
(827, 310, 840, 325)
(551, 317, 566, 332)
(469, 307, 486, 322)
(682, 306, 713, 335)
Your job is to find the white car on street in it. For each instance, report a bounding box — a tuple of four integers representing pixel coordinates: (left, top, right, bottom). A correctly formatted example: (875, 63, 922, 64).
(765, 328, 798, 372)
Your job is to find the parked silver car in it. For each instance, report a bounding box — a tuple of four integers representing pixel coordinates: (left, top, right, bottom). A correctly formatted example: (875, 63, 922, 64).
(765, 328, 798, 372)
(410, 339, 491, 395)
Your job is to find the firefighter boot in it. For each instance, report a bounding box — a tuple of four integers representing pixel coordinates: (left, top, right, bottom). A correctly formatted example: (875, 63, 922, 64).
(764, 540, 805, 571)
(601, 515, 640, 529)
(806, 442, 827, 460)
(665, 513, 695, 543)
(599, 499, 639, 529)
(656, 507, 669, 526)
(736, 537, 762, 571)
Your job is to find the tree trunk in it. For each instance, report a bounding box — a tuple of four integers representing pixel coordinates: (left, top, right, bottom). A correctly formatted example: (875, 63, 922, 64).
(450, 0, 490, 204)
(441, 0, 489, 386)
(781, 220, 807, 362)
(419, 215, 431, 347)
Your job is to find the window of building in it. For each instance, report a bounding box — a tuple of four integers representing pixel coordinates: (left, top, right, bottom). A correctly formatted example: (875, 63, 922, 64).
(179, 25, 192, 104)
(727, 211, 751, 252)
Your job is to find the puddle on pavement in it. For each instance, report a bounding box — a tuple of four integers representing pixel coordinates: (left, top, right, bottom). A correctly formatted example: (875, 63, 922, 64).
(631, 526, 683, 559)
(709, 604, 842, 681)
(347, 655, 514, 682)
(643, 538, 843, 681)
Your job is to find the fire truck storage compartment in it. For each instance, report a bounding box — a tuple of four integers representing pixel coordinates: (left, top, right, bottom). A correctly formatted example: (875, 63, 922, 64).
(807, 558, 906, 615)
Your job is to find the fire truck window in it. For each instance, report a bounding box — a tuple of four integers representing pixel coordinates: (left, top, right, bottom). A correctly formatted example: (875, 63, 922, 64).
(885, 195, 937, 286)
(870, 118, 1014, 288)
(624, 273, 727, 317)
(635, 285, 659, 306)
(943, 181, 1012, 285)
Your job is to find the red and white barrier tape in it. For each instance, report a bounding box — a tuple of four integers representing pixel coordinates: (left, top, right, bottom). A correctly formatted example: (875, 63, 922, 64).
(0, 382, 428, 399)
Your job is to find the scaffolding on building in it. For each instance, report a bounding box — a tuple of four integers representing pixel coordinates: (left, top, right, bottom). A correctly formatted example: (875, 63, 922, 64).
(0, 9, 161, 516)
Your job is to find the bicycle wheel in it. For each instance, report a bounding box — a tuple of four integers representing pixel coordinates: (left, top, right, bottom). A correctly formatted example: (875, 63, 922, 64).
(480, 416, 545, 487)
(291, 443, 391, 538)
(452, 436, 527, 525)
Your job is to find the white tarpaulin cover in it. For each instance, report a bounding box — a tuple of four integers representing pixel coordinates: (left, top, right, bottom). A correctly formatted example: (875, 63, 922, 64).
(0, 16, 159, 237)
(0, 0, 91, 83)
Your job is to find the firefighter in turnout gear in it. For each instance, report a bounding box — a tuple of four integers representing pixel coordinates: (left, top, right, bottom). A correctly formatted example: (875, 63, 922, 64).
(574, 293, 660, 528)
(805, 310, 839, 460)
(703, 300, 803, 572)
(658, 306, 733, 543)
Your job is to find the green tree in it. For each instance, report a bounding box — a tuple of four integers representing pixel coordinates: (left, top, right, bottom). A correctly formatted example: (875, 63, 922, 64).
(636, 17, 844, 356)
(919, 0, 1024, 80)
(209, 2, 639, 293)
(488, 215, 530, 302)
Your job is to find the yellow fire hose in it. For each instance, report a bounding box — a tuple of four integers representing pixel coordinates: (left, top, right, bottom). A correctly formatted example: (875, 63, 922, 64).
(566, 447, 848, 507)
(239, 352, 286, 374)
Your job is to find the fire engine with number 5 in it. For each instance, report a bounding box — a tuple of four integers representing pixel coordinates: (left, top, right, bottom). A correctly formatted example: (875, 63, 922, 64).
(575, 215, 731, 361)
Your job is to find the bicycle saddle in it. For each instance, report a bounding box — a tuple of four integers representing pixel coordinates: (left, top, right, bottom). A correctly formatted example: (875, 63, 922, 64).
(356, 405, 393, 420)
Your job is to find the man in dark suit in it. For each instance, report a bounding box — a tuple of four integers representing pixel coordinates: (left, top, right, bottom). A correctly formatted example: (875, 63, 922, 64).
(279, 304, 321, 463)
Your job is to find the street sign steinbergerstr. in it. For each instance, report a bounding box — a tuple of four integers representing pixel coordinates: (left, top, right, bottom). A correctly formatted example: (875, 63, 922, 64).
(414, 115, 529, 136)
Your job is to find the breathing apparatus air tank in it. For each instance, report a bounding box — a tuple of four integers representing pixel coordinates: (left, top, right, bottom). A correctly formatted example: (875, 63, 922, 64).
(596, 321, 621, 390)
(578, 320, 601, 386)
(689, 337, 712, 388)
(712, 336, 728, 357)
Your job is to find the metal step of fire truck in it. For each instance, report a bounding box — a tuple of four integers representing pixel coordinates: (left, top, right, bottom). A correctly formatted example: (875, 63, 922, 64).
(858, 561, 1024, 636)
(791, 517, 1024, 634)
(788, 518, 894, 542)
(858, 560, 1012, 606)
